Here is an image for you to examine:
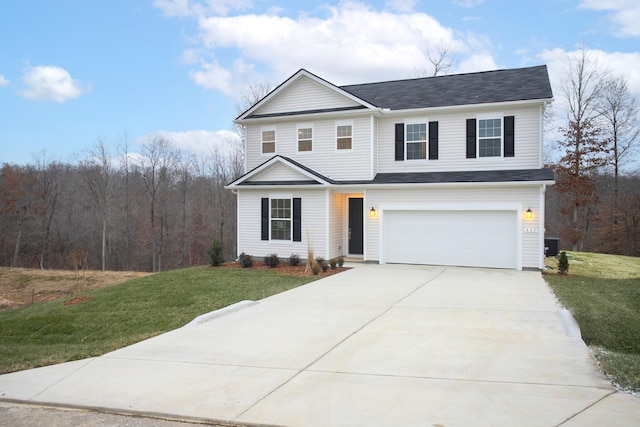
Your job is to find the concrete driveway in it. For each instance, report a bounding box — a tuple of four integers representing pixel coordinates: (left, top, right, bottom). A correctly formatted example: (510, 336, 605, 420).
(1, 264, 638, 426)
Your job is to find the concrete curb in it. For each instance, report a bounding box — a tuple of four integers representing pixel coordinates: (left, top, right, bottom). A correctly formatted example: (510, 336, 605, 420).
(557, 308, 582, 338)
(185, 300, 258, 327)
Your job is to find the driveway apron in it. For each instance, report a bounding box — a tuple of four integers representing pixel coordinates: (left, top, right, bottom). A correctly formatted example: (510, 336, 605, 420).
(0, 264, 638, 426)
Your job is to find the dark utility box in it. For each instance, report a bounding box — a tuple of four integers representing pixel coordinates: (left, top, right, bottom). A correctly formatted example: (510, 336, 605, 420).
(545, 238, 559, 257)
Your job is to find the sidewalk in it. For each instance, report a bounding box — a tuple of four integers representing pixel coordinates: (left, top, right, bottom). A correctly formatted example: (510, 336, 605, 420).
(1, 264, 638, 426)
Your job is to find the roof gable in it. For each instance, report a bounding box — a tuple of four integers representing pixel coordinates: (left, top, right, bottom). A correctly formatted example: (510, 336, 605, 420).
(237, 69, 376, 121)
(340, 65, 553, 110)
(226, 155, 334, 187)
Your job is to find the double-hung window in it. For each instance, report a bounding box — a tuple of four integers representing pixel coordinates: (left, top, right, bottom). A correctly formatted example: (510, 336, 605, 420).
(261, 128, 276, 154)
(336, 121, 353, 150)
(406, 123, 427, 160)
(478, 118, 502, 157)
(270, 198, 291, 241)
(297, 124, 313, 152)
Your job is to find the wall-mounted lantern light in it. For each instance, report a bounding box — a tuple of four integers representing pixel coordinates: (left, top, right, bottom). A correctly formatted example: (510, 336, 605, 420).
(369, 207, 377, 218)
(525, 208, 533, 219)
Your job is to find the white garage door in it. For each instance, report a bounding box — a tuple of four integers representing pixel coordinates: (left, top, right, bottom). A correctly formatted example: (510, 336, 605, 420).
(383, 210, 518, 269)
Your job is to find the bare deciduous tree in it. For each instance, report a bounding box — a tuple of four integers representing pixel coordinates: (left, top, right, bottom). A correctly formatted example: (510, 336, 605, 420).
(554, 48, 610, 251)
(414, 41, 455, 77)
(141, 137, 179, 272)
(81, 140, 113, 271)
(597, 75, 639, 187)
(233, 81, 273, 173)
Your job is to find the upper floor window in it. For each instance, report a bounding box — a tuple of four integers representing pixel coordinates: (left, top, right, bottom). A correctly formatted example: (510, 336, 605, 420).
(395, 121, 438, 161)
(406, 123, 427, 160)
(478, 118, 502, 157)
(261, 128, 276, 154)
(466, 116, 513, 159)
(336, 122, 353, 150)
(270, 198, 291, 240)
(297, 124, 313, 152)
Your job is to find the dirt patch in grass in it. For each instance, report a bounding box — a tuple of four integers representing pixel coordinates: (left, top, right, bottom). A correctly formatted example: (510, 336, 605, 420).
(0, 268, 151, 311)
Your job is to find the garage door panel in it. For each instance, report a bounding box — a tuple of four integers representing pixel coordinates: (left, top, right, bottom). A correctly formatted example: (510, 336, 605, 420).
(383, 210, 517, 269)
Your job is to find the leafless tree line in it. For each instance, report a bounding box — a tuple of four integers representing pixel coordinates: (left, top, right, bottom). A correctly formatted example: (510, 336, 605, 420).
(0, 137, 243, 272)
(547, 47, 640, 255)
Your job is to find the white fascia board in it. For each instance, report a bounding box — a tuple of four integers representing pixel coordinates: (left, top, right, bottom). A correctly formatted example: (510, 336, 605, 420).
(228, 184, 333, 190)
(378, 98, 553, 118)
(333, 180, 555, 191)
(235, 106, 383, 125)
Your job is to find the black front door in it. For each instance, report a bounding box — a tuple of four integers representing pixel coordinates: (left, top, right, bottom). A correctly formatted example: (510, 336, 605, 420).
(348, 198, 363, 255)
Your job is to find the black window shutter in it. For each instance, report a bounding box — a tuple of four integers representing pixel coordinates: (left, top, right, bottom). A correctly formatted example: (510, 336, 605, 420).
(395, 123, 404, 161)
(293, 198, 301, 242)
(261, 198, 269, 241)
(504, 116, 515, 157)
(428, 121, 438, 160)
(466, 119, 477, 158)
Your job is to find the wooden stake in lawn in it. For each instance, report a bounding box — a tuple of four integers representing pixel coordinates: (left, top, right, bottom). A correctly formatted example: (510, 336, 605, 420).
(305, 230, 314, 274)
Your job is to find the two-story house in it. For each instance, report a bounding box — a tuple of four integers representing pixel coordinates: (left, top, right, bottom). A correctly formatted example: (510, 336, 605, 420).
(226, 66, 554, 270)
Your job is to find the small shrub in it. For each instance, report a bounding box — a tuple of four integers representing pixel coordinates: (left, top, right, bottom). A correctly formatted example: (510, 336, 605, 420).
(558, 251, 569, 275)
(337, 256, 344, 267)
(315, 256, 325, 266)
(207, 239, 224, 267)
(238, 252, 253, 268)
(264, 253, 280, 268)
(329, 258, 337, 270)
(288, 253, 301, 266)
(311, 263, 320, 276)
(320, 262, 329, 273)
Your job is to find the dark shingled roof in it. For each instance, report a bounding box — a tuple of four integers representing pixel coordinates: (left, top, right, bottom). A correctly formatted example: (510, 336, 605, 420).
(340, 65, 552, 110)
(370, 168, 554, 184)
(230, 153, 554, 186)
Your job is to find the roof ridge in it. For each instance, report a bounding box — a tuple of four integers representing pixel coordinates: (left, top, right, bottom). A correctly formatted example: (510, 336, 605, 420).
(339, 65, 548, 89)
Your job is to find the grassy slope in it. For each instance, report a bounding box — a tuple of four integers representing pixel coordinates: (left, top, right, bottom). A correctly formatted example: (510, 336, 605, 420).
(544, 252, 640, 393)
(0, 267, 317, 374)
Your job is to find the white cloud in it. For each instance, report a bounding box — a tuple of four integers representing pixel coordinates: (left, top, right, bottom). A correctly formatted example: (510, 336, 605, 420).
(579, 0, 640, 37)
(452, 0, 484, 8)
(385, 0, 418, 13)
(456, 53, 498, 73)
(190, 2, 479, 89)
(139, 129, 241, 158)
(20, 65, 90, 103)
(0, 74, 9, 87)
(540, 47, 640, 99)
(153, 0, 252, 17)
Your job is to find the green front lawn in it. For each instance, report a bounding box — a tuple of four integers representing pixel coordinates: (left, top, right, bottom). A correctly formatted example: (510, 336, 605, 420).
(545, 252, 640, 393)
(0, 267, 317, 374)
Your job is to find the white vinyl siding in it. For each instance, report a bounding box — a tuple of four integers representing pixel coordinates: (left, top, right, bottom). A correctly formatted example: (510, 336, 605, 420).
(245, 116, 373, 180)
(377, 106, 541, 173)
(237, 190, 327, 259)
(365, 186, 543, 269)
(249, 162, 313, 182)
(255, 76, 361, 116)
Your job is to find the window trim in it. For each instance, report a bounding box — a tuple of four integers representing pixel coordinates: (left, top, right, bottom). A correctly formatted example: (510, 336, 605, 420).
(335, 120, 354, 152)
(296, 123, 314, 153)
(476, 114, 504, 158)
(261, 126, 276, 155)
(405, 120, 428, 161)
(269, 194, 292, 242)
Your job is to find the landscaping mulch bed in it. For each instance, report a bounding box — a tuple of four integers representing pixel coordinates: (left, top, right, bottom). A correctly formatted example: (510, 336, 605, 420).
(220, 261, 350, 277)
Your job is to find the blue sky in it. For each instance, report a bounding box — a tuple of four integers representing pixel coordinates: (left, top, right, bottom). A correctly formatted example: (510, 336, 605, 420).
(1, 0, 639, 165)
